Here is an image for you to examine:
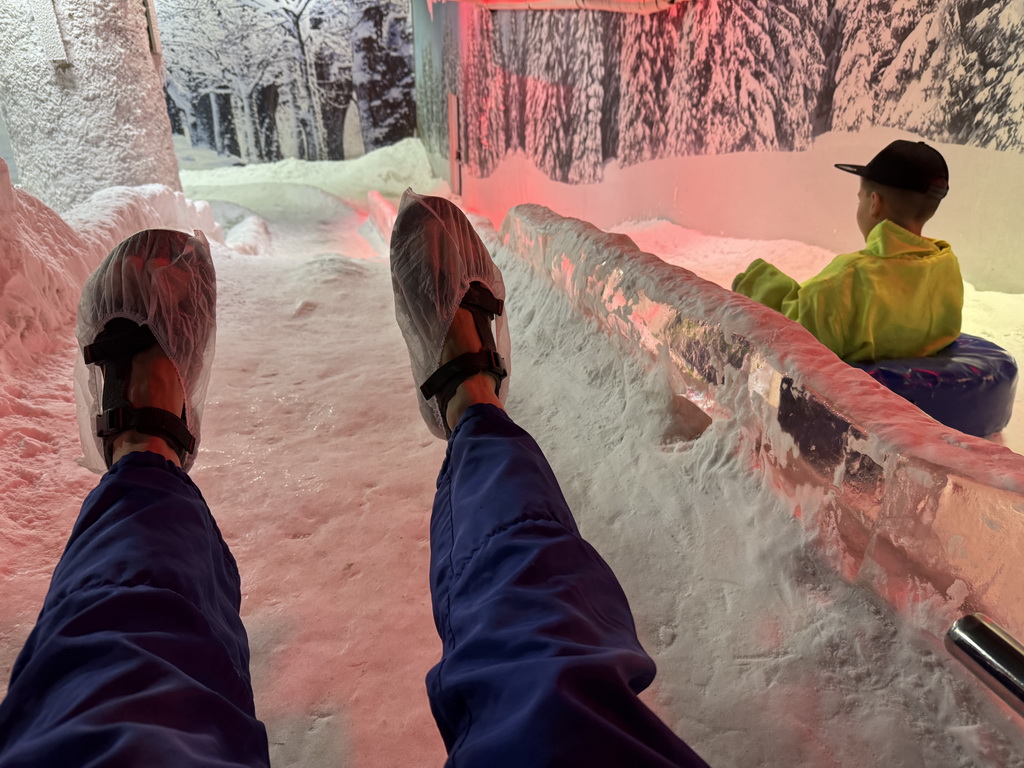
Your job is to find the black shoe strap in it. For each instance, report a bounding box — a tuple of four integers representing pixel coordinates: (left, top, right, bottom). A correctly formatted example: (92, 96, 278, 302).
(462, 282, 504, 317)
(84, 322, 157, 365)
(420, 350, 507, 403)
(96, 407, 196, 466)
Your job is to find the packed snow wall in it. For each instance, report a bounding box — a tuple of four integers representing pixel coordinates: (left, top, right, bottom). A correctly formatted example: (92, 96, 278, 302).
(488, 203, 1024, 650)
(156, 0, 415, 165)
(0, 158, 218, 374)
(0, 0, 180, 213)
(413, 0, 1024, 293)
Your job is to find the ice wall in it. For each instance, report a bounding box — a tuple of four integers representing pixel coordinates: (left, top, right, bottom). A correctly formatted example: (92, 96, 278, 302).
(0, 0, 180, 212)
(0, 158, 217, 374)
(488, 203, 1024, 649)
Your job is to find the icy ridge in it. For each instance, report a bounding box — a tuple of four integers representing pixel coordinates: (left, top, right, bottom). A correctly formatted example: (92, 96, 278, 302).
(367, 189, 397, 241)
(65, 184, 223, 255)
(496, 203, 1024, 642)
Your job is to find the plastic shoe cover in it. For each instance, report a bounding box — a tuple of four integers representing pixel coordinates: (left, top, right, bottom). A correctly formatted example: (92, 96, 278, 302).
(390, 190, 511, 438)
(74, 229, 217, 473)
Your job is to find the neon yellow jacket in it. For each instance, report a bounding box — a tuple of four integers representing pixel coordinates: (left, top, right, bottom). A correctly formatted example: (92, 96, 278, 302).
(732, 220, 963, 362)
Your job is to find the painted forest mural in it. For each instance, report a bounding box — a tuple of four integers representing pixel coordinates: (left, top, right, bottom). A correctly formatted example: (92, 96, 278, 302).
(157, 0, 416, 163)
(414, 0, 1024, 184)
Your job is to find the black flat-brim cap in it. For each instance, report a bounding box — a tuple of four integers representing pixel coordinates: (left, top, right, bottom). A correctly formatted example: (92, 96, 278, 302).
(835, 140, 949, 199)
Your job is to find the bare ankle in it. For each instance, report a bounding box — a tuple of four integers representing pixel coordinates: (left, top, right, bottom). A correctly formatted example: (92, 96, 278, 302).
(111, 430, 182, 467)
(107, 345, 186, 468)
(445, 373, 503, 431)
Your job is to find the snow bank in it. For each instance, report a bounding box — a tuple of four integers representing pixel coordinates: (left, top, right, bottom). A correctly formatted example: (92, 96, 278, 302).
(180, 137, 437, 210)
(492, 203, 1024, 647)
(0, 162, 221, 374)
(65, 184, 222, 256)
(0, 161, 91, 373)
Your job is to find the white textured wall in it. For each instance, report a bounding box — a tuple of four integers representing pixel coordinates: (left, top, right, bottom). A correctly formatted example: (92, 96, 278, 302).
(0, 0, 180, 212)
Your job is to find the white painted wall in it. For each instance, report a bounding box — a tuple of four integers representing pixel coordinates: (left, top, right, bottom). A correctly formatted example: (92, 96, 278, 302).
(0, 0, 180, 212)
(460, 128, 1024, 295)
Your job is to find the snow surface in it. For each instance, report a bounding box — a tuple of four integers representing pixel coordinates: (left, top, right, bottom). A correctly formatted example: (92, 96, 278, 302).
(2, 141, 1023, 766)
(172, 134, 243, 172)
(179, 137, 438, 213)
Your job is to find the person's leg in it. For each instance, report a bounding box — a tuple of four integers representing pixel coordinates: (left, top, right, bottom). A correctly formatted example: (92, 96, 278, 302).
(0, 451, 269, 768)
(389, 193, 706, 765)
(427, 313, 705, 767)
(0, 229, 267, 767)
(427, 403, 708, 767)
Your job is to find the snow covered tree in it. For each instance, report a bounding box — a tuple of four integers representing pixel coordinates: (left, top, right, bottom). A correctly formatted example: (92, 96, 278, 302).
(249, 0, 336, 161)
(460, 8, 506, 176)
(617, 7, 679, 166)
(305, 2, 358, 160)
(159, 0, 414, 163)
(442, 12, 461, 103)
(952, 0, 1024, 150)
(436, 5, 461, 162)
(665, 0, 827, 157)
(416, 31, 447, 162)
(352, 2, 415, 151)
(157, 0, 290, 161)
(830, 0, 1024, 153)
(524, 11, 575, 181)
(493, 10, 529, 157)
(600, 11, 624, 163)
(830, 0, 941, 133)
(566, 10, 606, 183)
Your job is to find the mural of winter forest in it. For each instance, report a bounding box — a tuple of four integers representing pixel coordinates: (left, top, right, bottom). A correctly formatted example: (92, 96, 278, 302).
(414, 0, 1024, 184)
(157, 0, 416, 163)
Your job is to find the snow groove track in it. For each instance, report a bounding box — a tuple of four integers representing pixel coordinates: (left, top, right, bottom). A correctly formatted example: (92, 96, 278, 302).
(181, 189, 448, 766)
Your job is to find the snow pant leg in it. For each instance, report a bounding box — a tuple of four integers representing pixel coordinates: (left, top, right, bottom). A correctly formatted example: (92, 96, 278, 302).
(0, 451, 269, 768)
(427, 404, 708, 768)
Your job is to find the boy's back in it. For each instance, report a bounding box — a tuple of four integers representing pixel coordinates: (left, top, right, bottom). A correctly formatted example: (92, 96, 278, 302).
(733, 141, 962, 362)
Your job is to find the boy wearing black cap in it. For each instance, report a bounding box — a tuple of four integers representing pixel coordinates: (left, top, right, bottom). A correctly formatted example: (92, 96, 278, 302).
(732, 140, 963, 362)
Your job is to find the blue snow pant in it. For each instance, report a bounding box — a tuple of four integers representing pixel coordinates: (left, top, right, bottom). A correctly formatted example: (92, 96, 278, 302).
(0, 405, 707, 767)
(0, 451, 270, 767)
(427, 404, 707, 767)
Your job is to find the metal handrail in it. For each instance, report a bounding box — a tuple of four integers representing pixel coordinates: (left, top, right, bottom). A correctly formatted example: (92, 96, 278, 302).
(946, 614, 1024, 718)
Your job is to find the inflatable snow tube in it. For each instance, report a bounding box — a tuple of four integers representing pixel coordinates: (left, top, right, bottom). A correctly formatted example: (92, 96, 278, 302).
(849, 334, 1018, 437)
